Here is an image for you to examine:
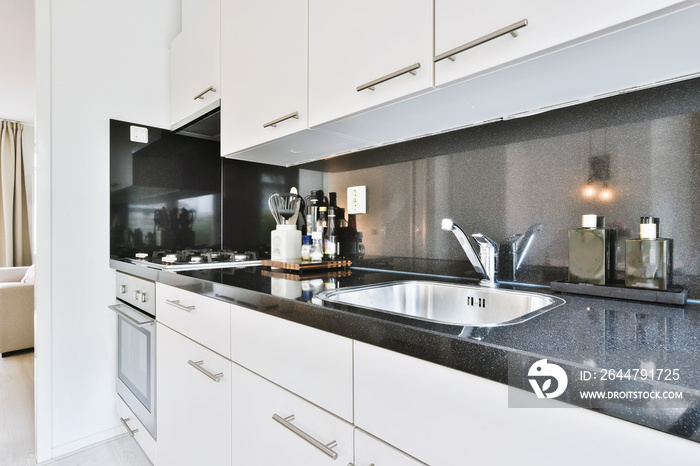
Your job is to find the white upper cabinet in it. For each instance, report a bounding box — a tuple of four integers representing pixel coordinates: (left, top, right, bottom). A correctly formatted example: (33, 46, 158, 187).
(169, 0, 221, 128)
(308, 0, 434, 128)
(434, 0, 691, 87)
(220, 0, 308, 155)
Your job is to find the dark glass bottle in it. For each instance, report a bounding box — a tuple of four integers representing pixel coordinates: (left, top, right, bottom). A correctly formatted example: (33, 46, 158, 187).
(306, 190, 327, 235)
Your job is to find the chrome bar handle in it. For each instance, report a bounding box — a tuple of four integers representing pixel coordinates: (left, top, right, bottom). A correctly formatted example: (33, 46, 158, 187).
(193, 85, 216, 100)
(272, 414, 339, 459)
(357, 62, 421, 92)
(435, 19, 528, 63)
(188, 360, 224, 382)
(165, 299, 195, 312)
(263, 111, 300, 128)
(120, 417, 139, 436)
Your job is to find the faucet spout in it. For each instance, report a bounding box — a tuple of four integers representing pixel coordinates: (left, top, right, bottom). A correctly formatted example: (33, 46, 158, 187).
(441, 219, 498, 286)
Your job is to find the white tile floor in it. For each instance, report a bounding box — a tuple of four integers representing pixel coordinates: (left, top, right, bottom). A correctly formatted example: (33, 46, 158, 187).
(0, 351, 151, 466)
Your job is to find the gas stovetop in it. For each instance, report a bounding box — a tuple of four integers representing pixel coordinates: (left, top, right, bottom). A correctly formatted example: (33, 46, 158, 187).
(126, 249, 262, 271)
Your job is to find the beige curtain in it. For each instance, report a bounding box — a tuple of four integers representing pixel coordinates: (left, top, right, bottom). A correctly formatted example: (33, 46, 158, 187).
(0, 121, 31, 267)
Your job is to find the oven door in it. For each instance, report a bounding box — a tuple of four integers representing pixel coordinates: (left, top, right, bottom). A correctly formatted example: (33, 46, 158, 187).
(109, 303, 156, 438)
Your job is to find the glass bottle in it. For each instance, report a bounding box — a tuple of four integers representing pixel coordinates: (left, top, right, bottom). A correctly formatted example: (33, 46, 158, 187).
(310, 231, 323, 261)
(625, 217, 673, 290)
(568, 214, 617, 285)
(324, 205, 338, 260)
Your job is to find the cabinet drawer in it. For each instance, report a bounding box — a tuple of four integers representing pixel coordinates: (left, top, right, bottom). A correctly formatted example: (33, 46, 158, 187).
(354, 428, 426, 466)
(116, 395, 157, 465)
(232, 363, 353, 465)
(157, 324, 232, 466)
(230, 304, 353, 422)
(156, 283, 231, 358)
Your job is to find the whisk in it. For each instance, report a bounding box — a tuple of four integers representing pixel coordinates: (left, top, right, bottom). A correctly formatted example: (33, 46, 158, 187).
(268, 189, 302, 225)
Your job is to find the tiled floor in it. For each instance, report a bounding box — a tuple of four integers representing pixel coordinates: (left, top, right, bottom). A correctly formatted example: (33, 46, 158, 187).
(0, 351, 151, 466)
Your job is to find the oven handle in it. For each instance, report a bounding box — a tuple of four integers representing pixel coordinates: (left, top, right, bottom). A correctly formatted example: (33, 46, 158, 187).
(109, 303, 155, 326)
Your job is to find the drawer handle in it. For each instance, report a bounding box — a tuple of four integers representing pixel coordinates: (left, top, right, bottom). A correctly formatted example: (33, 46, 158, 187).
(263, 111, 300, 128)
(120, 417, 139, 436)
(434, 19, 528, 63)
(165, 299, 195, 312)
(272, 414, 338, 459)
(188, 360, 224, 382)
(193, 85, 217, 100)
(356, 62, 421, 92)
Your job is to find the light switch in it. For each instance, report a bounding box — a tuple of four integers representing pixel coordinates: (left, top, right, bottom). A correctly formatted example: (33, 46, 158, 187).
(130, 125, 148, 143)
(347, 185, 367, 214)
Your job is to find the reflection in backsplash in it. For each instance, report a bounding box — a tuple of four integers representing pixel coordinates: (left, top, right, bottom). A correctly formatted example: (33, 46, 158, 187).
(310, 77, 700, 296)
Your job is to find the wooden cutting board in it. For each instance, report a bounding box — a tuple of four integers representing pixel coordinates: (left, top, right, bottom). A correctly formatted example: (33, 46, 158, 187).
(261, 259, 352, 271)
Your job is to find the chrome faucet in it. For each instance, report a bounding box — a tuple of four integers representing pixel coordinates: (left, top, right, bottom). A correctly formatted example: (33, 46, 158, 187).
(498, 223, 543, 281)
(441, 219, 542, 286)
(441, 219, 499, 287)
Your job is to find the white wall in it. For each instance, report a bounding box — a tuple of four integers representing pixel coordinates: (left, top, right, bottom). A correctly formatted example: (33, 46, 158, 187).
(35, 0, 181, 460)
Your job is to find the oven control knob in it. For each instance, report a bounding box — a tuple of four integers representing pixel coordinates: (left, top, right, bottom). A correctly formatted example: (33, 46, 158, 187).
(140, 293, 147, 303)
(133, 291, 141, 301)
(119, 285, 126, 294)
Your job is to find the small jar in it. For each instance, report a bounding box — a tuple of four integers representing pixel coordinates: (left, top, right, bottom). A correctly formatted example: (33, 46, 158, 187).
(310, 231, 324, 261)
(301, 235, 312, 261)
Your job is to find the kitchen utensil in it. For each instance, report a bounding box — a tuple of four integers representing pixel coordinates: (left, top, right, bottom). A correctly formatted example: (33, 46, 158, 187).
(268, 192, 283, 225)
(269, 192, 302, 225)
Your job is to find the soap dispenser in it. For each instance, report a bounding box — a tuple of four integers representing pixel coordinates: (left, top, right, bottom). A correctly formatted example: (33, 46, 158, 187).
(625, 217, 673, 290)
(568, 214, 617, 285)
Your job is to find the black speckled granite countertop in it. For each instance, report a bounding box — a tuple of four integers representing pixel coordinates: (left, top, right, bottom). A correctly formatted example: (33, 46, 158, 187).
(110, 258, 700, 444)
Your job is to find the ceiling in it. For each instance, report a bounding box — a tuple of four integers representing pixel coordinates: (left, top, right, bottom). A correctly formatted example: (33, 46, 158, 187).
(0, 0, 35, 125)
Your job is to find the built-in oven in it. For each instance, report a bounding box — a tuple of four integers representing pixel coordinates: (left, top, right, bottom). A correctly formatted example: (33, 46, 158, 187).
(110, 272, 157, 439)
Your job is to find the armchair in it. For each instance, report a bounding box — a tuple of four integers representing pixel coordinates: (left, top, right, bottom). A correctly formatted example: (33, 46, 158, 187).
(0, 266, 34, 356)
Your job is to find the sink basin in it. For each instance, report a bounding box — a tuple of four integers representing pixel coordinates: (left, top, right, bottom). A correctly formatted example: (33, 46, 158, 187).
(314, 281, 565, 327)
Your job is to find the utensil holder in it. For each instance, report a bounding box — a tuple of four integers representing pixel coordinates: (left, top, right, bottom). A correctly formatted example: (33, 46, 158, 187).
(271, 225, 301, 262)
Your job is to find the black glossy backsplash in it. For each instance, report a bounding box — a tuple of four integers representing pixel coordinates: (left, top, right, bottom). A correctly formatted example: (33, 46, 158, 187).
(307, 77, 700, 297)
(109, 120, 222, 258)
(113, 76, 700, 298)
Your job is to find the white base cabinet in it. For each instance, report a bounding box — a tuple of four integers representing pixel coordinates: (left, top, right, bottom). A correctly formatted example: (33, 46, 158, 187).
(354, 341, 700, 466)
(353, 429, 426, 466)
(230, 304, 353, 422)
(231, 363, 354, 466)
(116, 395, 157, 465)
(156, 323, 232, 466)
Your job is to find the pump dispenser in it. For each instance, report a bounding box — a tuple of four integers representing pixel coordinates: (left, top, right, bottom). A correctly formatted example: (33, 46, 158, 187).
(568, 214, 617, 285)
(625, 217, 673, 290)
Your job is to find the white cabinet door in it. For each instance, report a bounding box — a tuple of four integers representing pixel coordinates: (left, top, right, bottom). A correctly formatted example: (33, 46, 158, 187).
(220, 0, 308, 156)
(435, 0, 689, 87)
(157, 323, 231, 466)
(231, 363, 354, 466)
(169, 0, 221, 128)
(354, 342, 700, 466)
(308, 0, 433, 127)
(230, 304, 354, 422)
(156, 283, 231, 358)
(116, 395, 157, 465)
(354, 429, 426, 466)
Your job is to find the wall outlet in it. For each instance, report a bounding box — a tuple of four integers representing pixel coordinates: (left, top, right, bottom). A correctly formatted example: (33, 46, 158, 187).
(130, 125, 148, 143)
(347, 185, 367, 214)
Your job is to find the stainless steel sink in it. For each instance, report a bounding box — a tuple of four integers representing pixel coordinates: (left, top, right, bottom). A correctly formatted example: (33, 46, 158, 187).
(314, 281, 565, 327)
